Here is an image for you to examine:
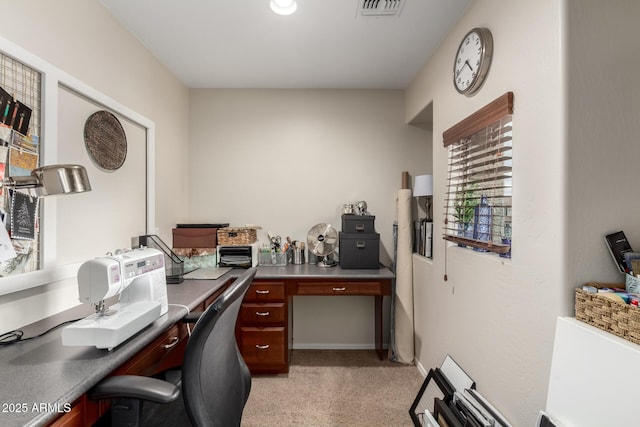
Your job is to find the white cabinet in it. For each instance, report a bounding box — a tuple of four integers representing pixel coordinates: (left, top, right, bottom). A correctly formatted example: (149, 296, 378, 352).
(546, 317, 640, 427)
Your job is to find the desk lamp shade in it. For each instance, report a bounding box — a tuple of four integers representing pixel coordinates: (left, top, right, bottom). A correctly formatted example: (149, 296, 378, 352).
(5, 164, 92, 197)
(413, 174, 433, 197)
(413, 174, 433, 222)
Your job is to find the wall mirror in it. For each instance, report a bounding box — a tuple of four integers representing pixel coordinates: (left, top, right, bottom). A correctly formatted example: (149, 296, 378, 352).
(0, 35, 155, 296)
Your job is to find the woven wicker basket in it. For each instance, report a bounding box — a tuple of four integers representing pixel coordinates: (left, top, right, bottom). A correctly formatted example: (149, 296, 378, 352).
(575, 282, 640, 345)
(217, 227, 258, 246)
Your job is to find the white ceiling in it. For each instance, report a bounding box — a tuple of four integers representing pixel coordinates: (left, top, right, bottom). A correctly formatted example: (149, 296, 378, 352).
(99, 0, 470, 89)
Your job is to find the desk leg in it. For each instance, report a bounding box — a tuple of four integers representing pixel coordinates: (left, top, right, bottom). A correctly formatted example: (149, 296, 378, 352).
(374, 295, 385, 360)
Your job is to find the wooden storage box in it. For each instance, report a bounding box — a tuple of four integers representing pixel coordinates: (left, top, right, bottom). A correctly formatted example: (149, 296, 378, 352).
(575, 282, 640, 345)
(217, 227, 258, 246)
(172, 227, 218, 248)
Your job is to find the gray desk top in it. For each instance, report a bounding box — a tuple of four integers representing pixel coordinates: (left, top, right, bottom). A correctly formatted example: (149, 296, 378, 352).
(0, 265, 393, 426)
(254, 264, 395, 280)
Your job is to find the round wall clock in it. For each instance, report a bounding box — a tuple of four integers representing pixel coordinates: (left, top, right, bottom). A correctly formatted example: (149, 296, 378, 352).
(453, 27, 493, 96)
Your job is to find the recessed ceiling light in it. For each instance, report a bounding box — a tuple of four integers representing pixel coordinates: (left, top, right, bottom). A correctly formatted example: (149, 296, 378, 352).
(271, 0, 297, 16)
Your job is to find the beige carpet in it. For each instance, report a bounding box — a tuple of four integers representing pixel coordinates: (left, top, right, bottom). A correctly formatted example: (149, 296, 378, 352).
(242, 350, 423, 427)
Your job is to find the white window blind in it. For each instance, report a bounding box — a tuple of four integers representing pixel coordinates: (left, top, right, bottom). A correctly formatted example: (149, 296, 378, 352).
(442, 92, 513, 255)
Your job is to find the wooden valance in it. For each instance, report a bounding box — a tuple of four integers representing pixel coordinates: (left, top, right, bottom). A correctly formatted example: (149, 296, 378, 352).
(443, 92, 514, 147)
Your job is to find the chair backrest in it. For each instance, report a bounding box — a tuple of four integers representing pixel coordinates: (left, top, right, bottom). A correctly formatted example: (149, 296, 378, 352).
(181, 267, 256, 427)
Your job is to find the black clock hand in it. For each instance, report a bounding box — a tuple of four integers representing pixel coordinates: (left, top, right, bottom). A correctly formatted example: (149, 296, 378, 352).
(464, 60, 473, 72)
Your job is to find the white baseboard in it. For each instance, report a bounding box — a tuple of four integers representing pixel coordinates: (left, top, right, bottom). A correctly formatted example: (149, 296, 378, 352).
(291, 343, 376, 350)
(415, 358, 428, 377)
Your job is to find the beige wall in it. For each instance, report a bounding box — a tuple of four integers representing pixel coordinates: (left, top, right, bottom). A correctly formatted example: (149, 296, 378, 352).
(408, 0, 640, 425)
(189, 88, 431, 347)
(0, 0, 189, 333)
(407, 0, 565, 425)
(566, 0, 640, 284)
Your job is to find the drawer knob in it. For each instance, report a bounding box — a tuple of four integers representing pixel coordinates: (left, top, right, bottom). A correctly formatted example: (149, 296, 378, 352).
(163, 336, 180, 350)
(255, 290, 270, 294)
(256, 344, 270, 350)
(332, 287, 346, 291)
(256, 311, 270, 316)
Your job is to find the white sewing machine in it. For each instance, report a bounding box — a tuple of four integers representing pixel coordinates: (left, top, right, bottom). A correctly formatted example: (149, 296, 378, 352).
(61, 247, 168, 351)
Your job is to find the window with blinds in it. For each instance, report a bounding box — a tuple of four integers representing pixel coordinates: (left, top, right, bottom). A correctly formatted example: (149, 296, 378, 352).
(442, 92, 513, 255)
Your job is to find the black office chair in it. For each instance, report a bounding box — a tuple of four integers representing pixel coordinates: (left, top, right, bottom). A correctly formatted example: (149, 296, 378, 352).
(90, 267, 256, 427)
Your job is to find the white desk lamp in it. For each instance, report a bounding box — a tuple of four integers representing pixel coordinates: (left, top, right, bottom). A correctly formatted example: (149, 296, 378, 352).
(2, 164, 91, 197)
(413, 174, 433, 222)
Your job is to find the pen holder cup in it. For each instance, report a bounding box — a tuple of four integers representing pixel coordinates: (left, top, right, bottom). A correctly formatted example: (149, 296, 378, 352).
(258, 251, 287, 266)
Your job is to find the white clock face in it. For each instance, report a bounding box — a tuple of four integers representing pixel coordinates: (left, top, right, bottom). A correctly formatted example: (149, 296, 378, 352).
(454, 31, 483, 93)
(453, 28, 492, 96)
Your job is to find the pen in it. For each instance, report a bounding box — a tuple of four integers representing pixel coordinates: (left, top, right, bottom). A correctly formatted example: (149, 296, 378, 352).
(9, 103, 18, 128)
(2, 101, 10, 124)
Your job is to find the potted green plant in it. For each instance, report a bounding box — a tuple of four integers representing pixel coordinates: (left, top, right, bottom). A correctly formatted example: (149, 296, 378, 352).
(454, 186, 478, 241)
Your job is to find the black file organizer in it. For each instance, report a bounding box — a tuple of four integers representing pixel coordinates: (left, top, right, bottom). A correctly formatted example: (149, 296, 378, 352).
(138, 234, 184, 284)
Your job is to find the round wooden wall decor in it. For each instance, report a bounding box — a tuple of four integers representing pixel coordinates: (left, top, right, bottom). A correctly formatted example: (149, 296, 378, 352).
(84, 110, 127, 170)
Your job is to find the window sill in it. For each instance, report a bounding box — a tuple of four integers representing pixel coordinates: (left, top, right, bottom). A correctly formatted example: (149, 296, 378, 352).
(413, 252, 433, 261)
(443, 235, 510, 255)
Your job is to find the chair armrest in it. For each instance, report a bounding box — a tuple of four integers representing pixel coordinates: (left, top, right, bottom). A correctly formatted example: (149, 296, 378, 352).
(182, 311, 203, 323)
(89, 375, 180, 404)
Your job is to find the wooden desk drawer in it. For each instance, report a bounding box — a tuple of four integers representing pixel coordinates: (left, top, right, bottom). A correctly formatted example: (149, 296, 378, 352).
(239, 327, 286, 365)
(240, 302, 285, 324)
(48, 397, 88, 427)
(245, 281, 285, 302)
(113, 323, 186, 377)
(295, 281, 383, 295)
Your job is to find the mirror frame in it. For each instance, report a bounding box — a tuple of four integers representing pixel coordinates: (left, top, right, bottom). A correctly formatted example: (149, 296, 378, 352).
(0, 35, 155, 296)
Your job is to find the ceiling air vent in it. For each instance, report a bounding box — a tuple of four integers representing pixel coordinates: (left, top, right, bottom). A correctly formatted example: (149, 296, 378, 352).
(358, 0, 405, 17)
